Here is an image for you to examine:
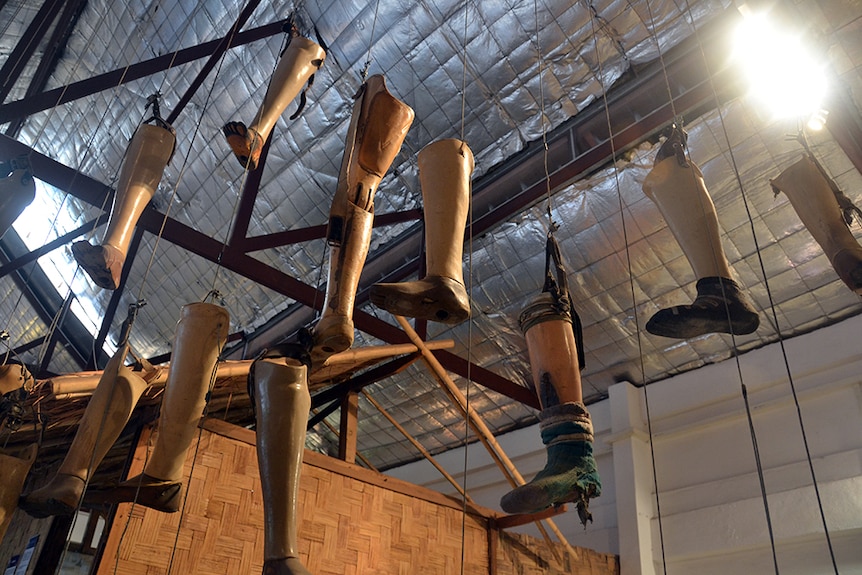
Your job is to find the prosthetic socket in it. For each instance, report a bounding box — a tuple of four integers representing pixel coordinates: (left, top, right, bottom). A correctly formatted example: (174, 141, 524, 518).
(770, 155, 862, 295)
(499, 236, 600, 525)
(224, 32, 325, 171)
(642, 127, 759, 339)
(371, 139, 473, 324)
(312, 74, 414, 361)
(249, 345, 312, 575)
(73, 115, 176, 290)
(0, 156, 36, 240)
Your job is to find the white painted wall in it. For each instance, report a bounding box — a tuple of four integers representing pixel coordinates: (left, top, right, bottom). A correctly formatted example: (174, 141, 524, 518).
(387, 313, 862, 574)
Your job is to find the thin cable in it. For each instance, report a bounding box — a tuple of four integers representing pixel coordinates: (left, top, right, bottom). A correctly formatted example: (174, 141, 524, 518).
(533, 0, 554, 226)
(359, 0, 383, 81)
(458, 2, 472, 572)
(584, 2, 669, 571)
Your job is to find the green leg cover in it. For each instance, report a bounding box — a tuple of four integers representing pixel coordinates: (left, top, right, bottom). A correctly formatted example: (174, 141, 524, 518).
(500, 402, 601, 524)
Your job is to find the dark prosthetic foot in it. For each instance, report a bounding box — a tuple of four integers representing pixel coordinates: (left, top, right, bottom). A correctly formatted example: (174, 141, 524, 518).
(223, 121, 263, 171)
(500, 403, 601, 525)
(262, 557, 312, 575)
(832, 247, 862, 295)
(72, 241, 124, 290)
(19, 474, 84, 518)
(646, 276, 759, 339)
(370, 276, 470, 324)
(84, 472, 182, 513)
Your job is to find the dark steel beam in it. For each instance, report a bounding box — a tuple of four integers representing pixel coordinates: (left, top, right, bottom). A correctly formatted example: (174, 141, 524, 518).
(239, 208, 423, 253)
(4, 0, 89, 137)
(0, 19, 288, 125)
(227, 135, 273, 247)
(0, 0, 65, 104)
(38, 292, 73, 374)
(166, 0, 264, 124)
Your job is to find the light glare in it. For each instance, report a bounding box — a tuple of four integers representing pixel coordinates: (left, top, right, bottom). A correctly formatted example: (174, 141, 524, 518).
(734, 13, 827, 119)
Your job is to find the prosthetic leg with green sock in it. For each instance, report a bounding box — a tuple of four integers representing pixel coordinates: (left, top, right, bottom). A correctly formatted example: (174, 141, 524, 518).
(770, 154, 862, 295)
(312, 74, 414, 362)
(223, 26, 325, 171)
(73, 99, 175, 290)
(500, 235, 600, 525)
(0, 156, 35, 239)
(643, 125, 759, 338)
(249, 345, 312, 575)
(18, 346, 152, 518)
(370, 138, 472, 324)
(86, 302, 229, 512)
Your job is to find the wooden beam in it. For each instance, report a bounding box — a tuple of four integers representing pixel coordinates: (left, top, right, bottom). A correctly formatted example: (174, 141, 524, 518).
(338, 390, 359, 463)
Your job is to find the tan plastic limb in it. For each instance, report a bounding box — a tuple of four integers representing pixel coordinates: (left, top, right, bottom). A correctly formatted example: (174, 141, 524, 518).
(524, 316, 583, 405)
(252, 358, 310, 563)
(642, 156, 732, 280)
(1, 444, 37, 539)
(143, 302, 229, 481)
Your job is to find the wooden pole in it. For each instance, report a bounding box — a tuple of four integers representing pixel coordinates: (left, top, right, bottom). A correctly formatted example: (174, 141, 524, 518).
(361, 390, 472, 502)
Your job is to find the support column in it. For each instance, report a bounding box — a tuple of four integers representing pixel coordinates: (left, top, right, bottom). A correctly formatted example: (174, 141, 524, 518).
(607, 381, 657, 575)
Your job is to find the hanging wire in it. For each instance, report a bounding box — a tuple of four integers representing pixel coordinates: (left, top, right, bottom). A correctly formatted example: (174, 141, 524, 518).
(585, 1, 671, 571)
(534, 0, 556, 230)
(676, 0, 839, 571)
(458, 2, 472, 572)
(359, 0, 384, 81)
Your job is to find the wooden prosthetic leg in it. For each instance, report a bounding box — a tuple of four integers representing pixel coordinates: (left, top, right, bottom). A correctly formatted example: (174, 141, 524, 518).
(770, 155, 862, 295)
(0, 157, 36, 239)
(370, 139, 473, 324)
(642, 128, 759, 338)
(500, 237, 600, 524)
(86, 303, 229, 512)
(18, 347, 152, 517)
(223, 32, 325, 171)
(73, 118, 175, 290)
(249, 346, 312, 575)
(312, 74, 414, 361)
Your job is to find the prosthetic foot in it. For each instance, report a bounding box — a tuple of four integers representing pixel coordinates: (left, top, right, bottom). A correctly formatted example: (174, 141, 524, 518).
(73, 112, 175, 290)
(1, 443, 37, 541)
(370, 139, 473, 324)
(771, 155, 862, 295)
(19, 347, 151, 518)
(312, 74, 414, 361)
(643, 127, 759, 338)
(499, 237, 600, 524)
(223, 33, 325, 171)
(86, 302, 229, 512)
(0, 156, 36, 240)
(250, 345, 312, 575)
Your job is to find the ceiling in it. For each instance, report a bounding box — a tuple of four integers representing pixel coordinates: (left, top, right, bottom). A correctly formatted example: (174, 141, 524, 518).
(1, 0, 862, 471)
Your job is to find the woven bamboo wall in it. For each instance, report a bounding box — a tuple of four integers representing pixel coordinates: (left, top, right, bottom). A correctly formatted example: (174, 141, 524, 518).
(96, 420, 617, 575)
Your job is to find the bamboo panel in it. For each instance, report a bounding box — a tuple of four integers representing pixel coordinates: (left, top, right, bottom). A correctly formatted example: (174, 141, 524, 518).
(495, 531, 619, 575)
(98, 425, 490, 574)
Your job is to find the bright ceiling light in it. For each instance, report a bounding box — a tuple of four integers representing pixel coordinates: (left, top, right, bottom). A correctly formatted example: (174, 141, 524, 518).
(734, 11, 828, 121)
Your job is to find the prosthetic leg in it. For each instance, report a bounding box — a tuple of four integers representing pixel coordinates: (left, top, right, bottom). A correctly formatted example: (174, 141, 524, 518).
(73, 107, 175, 290)
(249, 346, 312, 575)
(312, 74, 414, 361)
(86, 302, 229, 512)
(0, 156, 36, 240)
(643, 127, 759, 338)
(370, 139, 472, 324)
(770, 155, 862, 295)
(500, 236, 600, 524)
(19, 347, 152, 517)
(223, 31, 325, 171)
